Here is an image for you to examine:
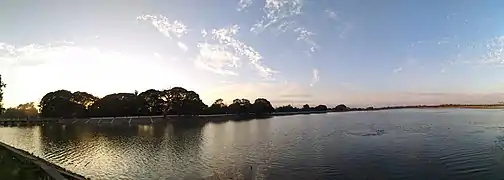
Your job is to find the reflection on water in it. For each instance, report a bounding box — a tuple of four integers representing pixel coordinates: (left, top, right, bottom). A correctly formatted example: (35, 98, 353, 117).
(2, 109, 504, 179)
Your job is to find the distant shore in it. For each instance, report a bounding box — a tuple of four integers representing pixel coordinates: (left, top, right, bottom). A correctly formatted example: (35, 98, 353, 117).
(368, 104, 504, 111)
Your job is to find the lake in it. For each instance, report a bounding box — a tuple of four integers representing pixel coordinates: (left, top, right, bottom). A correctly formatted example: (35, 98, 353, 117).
(1, 109, 504, 179)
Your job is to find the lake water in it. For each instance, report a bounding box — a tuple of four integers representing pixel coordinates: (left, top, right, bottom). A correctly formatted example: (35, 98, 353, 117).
(2, 109, 504, 179)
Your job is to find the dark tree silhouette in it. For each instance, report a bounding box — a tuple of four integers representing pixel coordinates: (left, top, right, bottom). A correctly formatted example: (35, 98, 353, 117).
(252, 98, 275, 115)
(275, 105, 300, 112)
(161, 87, 207, 115)
(89, 93, 141, 117)
(21, 84, 347, 118)
(206, 99, 228, 114)
(180, 90, 207, 115)
(229, 99, 252, 115)
(302, 104, 311, 111)
(39, 90, 86, 118)
(2, 102, 38, 118)
(138, 89, 166, 115)
(0, 75, 5, 114)
(334, 104, 348, 112)
(314, 104, 328, 111)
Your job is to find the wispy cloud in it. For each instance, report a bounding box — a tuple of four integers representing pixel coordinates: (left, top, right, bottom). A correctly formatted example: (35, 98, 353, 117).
(177, 42, 188, 52)
(196, 25, 277, 79)
(137, 14, 188, 39)
(0, 41, 75, 67)
(237, 0, 253, 11)
(194, 43, 240, 76)
(324, 9, 339, 20)
(310, 68, 319, 87)
(250, 0, 304, 33)
(201, 29, 208, 37)
(294, 27, 318, 53)
(393, 67, 403, 73)
(480, 36, 504, 65)
(245, 0, 318, 55)
(337, 22, 353, 39)
(153, 52, 161, 58)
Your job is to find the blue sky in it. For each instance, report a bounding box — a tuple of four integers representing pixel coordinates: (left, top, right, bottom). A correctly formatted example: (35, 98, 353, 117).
(1, 0, 504, 108)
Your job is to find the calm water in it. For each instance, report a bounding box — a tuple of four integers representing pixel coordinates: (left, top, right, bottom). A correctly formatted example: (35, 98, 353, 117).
(2, 109, 504, 179)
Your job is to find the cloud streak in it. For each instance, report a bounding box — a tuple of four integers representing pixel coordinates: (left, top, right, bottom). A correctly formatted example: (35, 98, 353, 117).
(137, 14, 188, 39)
(194, 43, 240, 76)
(245, 0, 319, 55)
(195, 25, 277, 79)
(177, 42, 188, 52)
(325, 9, 339, 20)
(0, 41, 75, 67)
(481, 36, 504, 65)
(310, 68, 319, 87)
(294, 27, 318, 53)
(237, 0, 253, 11)
(393, 67, 403, 73)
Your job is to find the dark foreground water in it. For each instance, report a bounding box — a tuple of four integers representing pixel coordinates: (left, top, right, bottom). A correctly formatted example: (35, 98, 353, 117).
(2, 109, 504, 179)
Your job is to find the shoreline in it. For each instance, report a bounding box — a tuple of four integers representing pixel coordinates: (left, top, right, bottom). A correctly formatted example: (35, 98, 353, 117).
(1, 105, 504, 126)
(0, 141, 87, 180)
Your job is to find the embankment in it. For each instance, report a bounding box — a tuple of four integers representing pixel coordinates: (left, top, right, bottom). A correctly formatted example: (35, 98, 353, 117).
(0, 141, 87, 180)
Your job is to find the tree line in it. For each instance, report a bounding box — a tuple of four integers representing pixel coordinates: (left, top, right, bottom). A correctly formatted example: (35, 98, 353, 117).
(0, 75, 351, 118)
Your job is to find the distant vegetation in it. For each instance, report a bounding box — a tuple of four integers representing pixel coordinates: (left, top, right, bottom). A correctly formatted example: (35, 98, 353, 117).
(0, 75, 5, 115)
(31, 88, 349, 118)
(0, 74, 350, 118)
(5, 73, 501, 119)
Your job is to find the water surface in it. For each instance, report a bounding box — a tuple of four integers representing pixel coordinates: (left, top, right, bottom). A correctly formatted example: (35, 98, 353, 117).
(1, 109, 504, 179)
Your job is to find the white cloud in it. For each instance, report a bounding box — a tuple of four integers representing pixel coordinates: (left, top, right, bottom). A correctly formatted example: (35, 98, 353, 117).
(481, 36, 504, 65)
(338, 22, 353, 39)
(310, 68, 319, 87)
(137, 14, 188, 39)
(201, 29, 208, 37)
(177, 42, 188, 52)
(0, 41, 75, 67)
(153, 52, 161, 58)
(393, 67, 403, 73)
(294, 27, 318, 53)
(196, 25, 277, 79)
(237, 0, 253, 11)
(325, 9, 339, 20)
(247, 0, 319, 56)
(251, 0, 304, 33)
(194, 43, 240, 76)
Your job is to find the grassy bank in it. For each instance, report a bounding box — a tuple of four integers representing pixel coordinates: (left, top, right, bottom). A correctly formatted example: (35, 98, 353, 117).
(0, 146, 53, 179)
(0, 141, 87, 180)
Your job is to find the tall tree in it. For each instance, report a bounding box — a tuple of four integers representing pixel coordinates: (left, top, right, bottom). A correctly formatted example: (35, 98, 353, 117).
(206, 99, 228, 114)
(39, 90, 84, 118)
(229, 98, 252, 115)
(161, 87, 207, 115)
(2, 102, 38, 118)
(89, 93, 141, 117)
(71, 91, 99, 108)
(275, 105, 300, 112)
(302, 104, 311, 111)
(334, 104, 348, 112)
(163, 87, 188, 115)
(0, 75, 5, 114)
(181, 91, 207, 115)
(314, 104, 328, 111)
(138, 89, 166, 116)
(252, 98, 274, 115)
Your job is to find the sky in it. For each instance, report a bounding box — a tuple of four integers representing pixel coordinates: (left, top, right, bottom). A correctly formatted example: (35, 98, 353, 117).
(2, 0, 504, 108)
